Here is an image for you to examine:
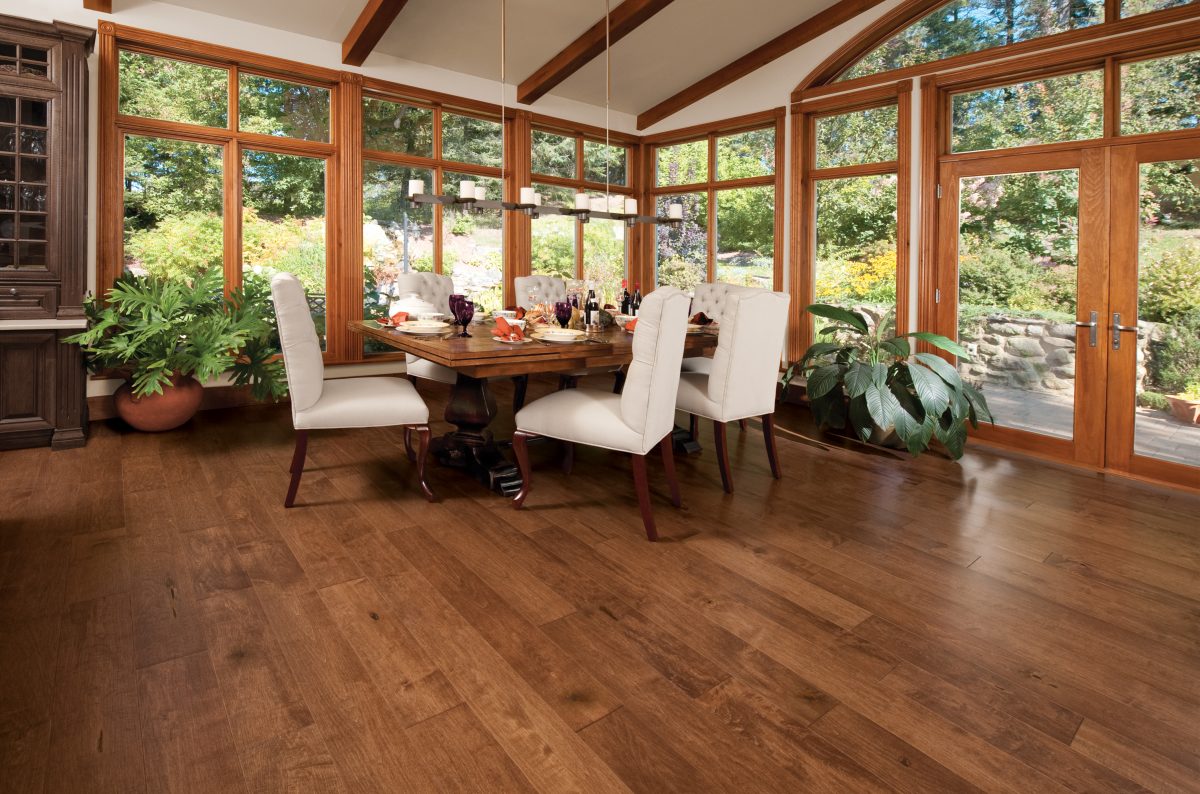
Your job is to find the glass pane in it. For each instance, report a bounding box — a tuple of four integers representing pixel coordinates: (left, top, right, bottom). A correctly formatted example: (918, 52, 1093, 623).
(655, 192, 707, 292)
(362, 97, 433, 157)
(583, 140, 627, 185)
(20, 129, 46, 155)
(656, 139, 707, 187)
(122, 135, 223, 282)
(531, 183, 577, 289)
(363, 162, 434, 354)
(814, 174, 898, 336)
(242, 150, 327, 349)
(0, 126, 12, 152)
(20, 157, 46, 183)
(957, 169, 1080, 440)
(441, 112, 502, 167)
(716, 186, 774, 288)
(0, 97, 13, 124)
(238, 74, 329, 142)
(1134, 159, 1200, 466)
(442, 171, 503, 311)
(841, 0, 1103, 81)
(1122, 0, 1193, 15)
(815, 105, 897, 169)
(717, 128, 775, 180)
(951, 70, 1104, 153)
(1121, 51, 1200, 136)
(20, 100, 46, 127)
(532, 130, 575, 179)
(583, 219, 627, 307)
(118, 51, 227, 128)
(0, 212, 12, 238)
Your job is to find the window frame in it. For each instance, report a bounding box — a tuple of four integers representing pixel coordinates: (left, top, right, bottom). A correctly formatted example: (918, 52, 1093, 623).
(643, 109, 785, 293)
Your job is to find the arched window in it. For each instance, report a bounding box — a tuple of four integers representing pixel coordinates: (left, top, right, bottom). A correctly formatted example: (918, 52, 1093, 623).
(840, 0, 1104, 82)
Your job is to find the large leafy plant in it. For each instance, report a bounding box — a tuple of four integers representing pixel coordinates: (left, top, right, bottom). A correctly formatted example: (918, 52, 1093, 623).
(781, 305, 993, 459)
(65, 269, 288, 401)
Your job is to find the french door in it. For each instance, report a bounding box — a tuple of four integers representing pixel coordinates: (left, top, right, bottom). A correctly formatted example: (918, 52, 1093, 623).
(937, 145, 1200, 489)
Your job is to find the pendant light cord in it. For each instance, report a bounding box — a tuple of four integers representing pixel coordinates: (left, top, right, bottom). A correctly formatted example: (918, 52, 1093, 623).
(605, 0, 611, 203)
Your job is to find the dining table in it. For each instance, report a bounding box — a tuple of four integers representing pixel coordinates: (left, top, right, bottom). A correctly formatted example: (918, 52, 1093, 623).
(349, 319, 719, 495)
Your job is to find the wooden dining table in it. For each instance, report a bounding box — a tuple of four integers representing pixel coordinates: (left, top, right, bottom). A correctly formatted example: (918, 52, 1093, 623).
(349, 319, 719, 495)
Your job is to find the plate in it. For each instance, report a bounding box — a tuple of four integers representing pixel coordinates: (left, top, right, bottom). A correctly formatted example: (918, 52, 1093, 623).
(396, 320, 450, 334)
(686, 324, 704, 333)
(535, 327, 585, 339)
(492, 336, 532, 344)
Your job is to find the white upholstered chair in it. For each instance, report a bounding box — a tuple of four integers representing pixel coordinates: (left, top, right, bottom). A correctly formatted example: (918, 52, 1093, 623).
(676, 288, 790, 493)
(271, 273, 435, 506)
(682, 281, 761, 374)
(394, 272, 457, 385)
(511, 286, 691, 541)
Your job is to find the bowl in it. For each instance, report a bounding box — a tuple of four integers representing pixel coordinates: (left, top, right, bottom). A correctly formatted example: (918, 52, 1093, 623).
(494, 309, 517, 320)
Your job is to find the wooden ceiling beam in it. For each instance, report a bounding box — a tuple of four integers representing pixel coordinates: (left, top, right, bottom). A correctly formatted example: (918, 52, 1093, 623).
(83, 0, 112, 12)
(342, 0, 410, 67)
(636, 0, 885, 130)
(517, 0, 676, 105)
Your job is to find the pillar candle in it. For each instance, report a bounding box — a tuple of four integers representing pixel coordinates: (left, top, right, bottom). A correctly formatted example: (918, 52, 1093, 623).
(519, 187, 536, 205)
(459, 180, 476, 199)
(407, 179, 424, 198)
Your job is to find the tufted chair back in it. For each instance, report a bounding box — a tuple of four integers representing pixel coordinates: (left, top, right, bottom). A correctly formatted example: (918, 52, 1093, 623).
(394, 271, 455, 315)
(706, 289, 790, 419)
(270, 273, 325, 417)
(619, 286, 691, 451)
(514, 275, 568, 306)
(689, 281, 769, 323)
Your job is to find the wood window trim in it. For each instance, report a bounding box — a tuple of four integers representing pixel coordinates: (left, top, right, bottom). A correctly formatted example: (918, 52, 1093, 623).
(791, 81, 911, 361)
(793, 0, 1200, 101)
(644, 109, 785, 294)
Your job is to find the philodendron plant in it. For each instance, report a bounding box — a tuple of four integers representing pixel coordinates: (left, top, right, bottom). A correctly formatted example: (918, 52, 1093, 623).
(781, 304, 993, 459)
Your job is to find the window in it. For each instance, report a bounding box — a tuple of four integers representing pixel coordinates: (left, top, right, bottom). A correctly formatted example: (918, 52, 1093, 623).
(441, 111, 502, 167)
(1121, 50, 1200, 135)
(1122, 0, 1195, 15)
(238, 74, 330, 142)
(951, 70, 1104, 153)
(529, 126, 633, 302)
(442, 172, 503, 312)
(651, 116, 780, 292)
(118, 51, 227, 127)
(840, 0, 1104, 82)
(815, 105, 897, 168)
(363, 98, 433, 157)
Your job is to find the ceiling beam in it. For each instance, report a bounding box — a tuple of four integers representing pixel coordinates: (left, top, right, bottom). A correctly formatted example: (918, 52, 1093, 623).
(83, 0, 112, 12)
(636, 0, 885, 130)
(517, 0, 677, 105)
(342, 0, 411, 66)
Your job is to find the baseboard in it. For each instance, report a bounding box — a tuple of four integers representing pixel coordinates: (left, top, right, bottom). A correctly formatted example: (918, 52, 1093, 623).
(87, 384, 286, 421)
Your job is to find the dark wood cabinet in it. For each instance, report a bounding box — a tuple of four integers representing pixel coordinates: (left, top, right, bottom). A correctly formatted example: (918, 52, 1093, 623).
(0, 14, 92, 450)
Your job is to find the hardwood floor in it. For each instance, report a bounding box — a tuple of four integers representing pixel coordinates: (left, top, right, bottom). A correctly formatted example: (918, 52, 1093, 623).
(2, 375, 1199, 793)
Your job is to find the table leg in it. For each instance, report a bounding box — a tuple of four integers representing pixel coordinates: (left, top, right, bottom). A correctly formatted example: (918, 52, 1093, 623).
(431, 373, 522, 495)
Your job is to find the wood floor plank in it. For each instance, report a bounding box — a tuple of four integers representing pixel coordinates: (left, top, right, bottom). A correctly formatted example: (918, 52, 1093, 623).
(1071, 719, 1200, 794)
(404, 703, 538, 793)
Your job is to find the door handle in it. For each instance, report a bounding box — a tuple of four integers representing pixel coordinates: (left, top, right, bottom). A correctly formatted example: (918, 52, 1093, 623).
(1074, 311, 1098, 347)
(1111, 313, 1139, 350)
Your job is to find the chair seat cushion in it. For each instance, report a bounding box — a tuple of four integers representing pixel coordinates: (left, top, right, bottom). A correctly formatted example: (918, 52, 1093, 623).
(680, 356, 712, 374)
(294, 376, 429, 430)
(676, 372, 725, 421)
(515, 388, 647, 455)
(406, 354, 457, 384)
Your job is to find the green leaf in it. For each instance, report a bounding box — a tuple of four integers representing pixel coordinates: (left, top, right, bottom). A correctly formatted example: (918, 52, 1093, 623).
(806, 364, 842, 401)
(908, 362, 952, 417)
(864, 381, 901, 431)
(844, 362, 874, 399)
(806, 304, 868, 334)
(878, 337, 910, 359)
(962, 383, 994, 426)
(889, 379, 926, 424)
(904, 331, 969, 359)
(914, 353, 963, 392)
(848, 395, 874, 442)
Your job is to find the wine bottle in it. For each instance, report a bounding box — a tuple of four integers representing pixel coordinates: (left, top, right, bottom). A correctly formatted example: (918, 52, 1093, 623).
(620, 279, 631, 315)
(631, 282, 642, 317)
(585, 285, 599, 326)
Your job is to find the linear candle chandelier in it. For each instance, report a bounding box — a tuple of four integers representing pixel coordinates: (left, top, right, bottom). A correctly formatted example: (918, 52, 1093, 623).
(404, 0, 683, 229)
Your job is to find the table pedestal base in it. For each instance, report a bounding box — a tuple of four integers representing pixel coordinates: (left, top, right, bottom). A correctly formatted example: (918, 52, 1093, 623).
(432, 373, 522, 496)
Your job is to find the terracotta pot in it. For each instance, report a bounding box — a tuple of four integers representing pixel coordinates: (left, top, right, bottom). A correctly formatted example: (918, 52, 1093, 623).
(1166, 395, 1200, 425)
(114, 373, 203, 432)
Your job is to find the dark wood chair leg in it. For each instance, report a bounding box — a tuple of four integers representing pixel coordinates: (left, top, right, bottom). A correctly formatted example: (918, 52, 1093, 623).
(403, 427, 416, 462)
(512, 375, 529, 413)
(512, 430, 535, 508)
(738, 418, 749, 432)
(284, 430, 308, 508)
(414, 426, 435, 502)
(612, 369, 626, 394)
(689, 413, 700, 442)
(660, 436, 681, 508)
(762, 413, 782, 480)
(630, 454, 658, 542)
(561, 441, 575, 475)
(713, 420, 733, 494)
(557, 375, 579, 390)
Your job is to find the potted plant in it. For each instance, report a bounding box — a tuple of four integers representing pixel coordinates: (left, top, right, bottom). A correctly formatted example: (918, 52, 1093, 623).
(1165, 381, 1200, 425)
(781, 304, 993, 459)
(65, 270, 287, 432)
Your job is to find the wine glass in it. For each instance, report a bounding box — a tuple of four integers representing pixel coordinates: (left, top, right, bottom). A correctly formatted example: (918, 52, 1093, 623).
(448, 293, 465, 316)
(554, 301, 572, 329)
(456, 300, 474, 337)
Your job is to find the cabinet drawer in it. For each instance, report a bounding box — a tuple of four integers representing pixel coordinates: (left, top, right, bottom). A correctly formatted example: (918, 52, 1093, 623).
(0, 284, 57, 319)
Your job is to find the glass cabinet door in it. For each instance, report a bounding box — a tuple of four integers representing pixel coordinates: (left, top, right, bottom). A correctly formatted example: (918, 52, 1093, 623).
(0, 94, 50, 274)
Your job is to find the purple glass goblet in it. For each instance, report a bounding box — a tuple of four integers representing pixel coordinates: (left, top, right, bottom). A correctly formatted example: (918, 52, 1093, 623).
(448, 293, 465, 317)
(456, 300, 474, 337)
(554, 301, 572, 329)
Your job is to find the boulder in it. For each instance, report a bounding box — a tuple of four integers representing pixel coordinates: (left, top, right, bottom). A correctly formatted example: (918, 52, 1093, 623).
(1006, 336, 1045, 358)
(1046, 348, 1073, 366)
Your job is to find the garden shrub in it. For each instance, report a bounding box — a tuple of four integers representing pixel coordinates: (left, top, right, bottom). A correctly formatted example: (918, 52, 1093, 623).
(1148, 311, 1200, 395)
(1140, 248, 1200, 323)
